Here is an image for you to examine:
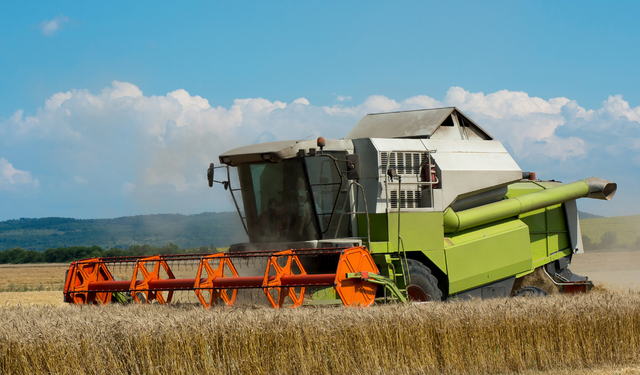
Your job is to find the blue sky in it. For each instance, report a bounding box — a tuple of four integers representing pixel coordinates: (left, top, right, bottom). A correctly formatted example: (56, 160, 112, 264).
(1, 1, 639, 220)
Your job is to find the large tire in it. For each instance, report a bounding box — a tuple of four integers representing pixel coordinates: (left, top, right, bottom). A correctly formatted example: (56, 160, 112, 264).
(405, 259, 442, 301)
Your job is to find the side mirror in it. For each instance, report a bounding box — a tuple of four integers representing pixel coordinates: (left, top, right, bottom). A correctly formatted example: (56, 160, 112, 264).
(207, 163, 214, 187)
(346, 154, 361, 180)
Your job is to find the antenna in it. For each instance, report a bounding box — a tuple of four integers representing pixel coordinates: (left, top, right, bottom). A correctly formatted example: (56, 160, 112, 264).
(295, 134, 313, 143)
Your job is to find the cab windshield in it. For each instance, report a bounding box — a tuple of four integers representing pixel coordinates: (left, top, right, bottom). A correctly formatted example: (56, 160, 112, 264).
(237, 155, 346, 243)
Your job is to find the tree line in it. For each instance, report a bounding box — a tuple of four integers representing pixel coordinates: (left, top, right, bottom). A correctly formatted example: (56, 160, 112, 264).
(0, 243, 218, 264)
(582, 231, 638, 251)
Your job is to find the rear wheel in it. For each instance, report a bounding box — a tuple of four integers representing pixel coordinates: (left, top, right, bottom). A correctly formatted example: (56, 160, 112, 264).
(405, 259, 442, 301)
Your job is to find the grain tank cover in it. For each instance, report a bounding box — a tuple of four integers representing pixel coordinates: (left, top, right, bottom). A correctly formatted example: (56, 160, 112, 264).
(345, 107, 493, 141)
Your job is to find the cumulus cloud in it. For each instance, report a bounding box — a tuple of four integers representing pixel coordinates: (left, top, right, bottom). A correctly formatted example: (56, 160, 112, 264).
(0, 158, 39, 190)
(38, 14, 69, 36)
(0, 81, 356, 215)
(334, 94, 352, 102)
(292, 98, 309, 105)
(440, 87, 581, 159)
(433, 87, 639, 215)
(1, 82, 638, 217)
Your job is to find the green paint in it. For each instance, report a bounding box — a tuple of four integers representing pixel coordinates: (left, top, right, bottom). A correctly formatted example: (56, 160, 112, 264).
(372, 254, 398, 280)
(367, 241, 389, 254)
(358, 213, 388, 242)
(443, 179, 592, 233)
(387, 212, 443, 252)
(516, 248, 573, 278)
(506, 181, 561, 197)
(372, 253, 409, 289)
(422, 249, 447, 275)
(529, 233, 549, 263)
(308, 286, 337, 301)
(444, 219, 532, 294)
(519, 208, 548, 232)
(346, 272, 407, 303)
(532, 248, 573, 269)
(354, 179, 602, 299)
(511, 183, 571, 262)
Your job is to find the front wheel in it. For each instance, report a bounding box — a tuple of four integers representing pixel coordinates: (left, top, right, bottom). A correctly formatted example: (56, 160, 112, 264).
(405, 259, 442, 302)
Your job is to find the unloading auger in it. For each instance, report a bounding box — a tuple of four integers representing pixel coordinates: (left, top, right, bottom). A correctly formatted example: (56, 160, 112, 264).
(63, 246, 405, 308)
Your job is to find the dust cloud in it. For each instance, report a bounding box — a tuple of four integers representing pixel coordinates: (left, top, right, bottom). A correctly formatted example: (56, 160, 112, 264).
(571, 249, 640, 291)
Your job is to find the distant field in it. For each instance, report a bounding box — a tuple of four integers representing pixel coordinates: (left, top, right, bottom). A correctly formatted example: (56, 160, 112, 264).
(0, 291, 64, 306)
(0, 263, 68, 291)
(0, 261, 224, 304)
(580, 214, 640, 247)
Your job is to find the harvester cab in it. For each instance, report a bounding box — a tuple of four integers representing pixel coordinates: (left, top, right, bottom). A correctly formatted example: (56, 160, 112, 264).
(64, 107, 616, 308)
(213, 137, 361, 248)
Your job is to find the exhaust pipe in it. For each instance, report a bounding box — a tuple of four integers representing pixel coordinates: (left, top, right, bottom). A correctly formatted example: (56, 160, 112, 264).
(443, 177, 617, 233)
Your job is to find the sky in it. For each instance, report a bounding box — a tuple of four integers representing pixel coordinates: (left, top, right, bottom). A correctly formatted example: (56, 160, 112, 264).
(1, 1, 639, 220)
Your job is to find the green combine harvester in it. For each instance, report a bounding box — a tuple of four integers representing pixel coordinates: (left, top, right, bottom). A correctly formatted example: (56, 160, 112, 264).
(210, 107, 616, 302)
(64, 107, 616, 307)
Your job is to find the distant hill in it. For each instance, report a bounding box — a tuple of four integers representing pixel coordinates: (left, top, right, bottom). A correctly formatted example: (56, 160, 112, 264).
(0, 212, 248, 251)
(0, 210, 628, 252)
(580, 214, 640, 248)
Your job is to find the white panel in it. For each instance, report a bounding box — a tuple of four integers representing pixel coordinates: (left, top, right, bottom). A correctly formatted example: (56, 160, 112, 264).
(431, 125, 462, 140)
(466, 128, 484, 140)
(422, 139, 513, 153)
(564, 200, 585, 254)
(421, 139, 522, 209)
(370, 138, 428, 152)
(369, 138, 521, 212)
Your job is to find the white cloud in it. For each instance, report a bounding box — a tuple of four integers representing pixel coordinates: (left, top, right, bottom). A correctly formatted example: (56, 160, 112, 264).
(443, 87, 570, 119)
(334, 94, 352, 102)
(323, 95, 402, 116)
(2, 82, 638, 217)
(0, 158, 39, 190)
(38, 14, 69, 36)
(292, 98, 310, 105)
(0, 81, 339, 214)
(438, 87, 582, 160)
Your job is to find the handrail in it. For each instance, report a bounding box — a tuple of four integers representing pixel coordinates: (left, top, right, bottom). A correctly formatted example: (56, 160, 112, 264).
(224, 165, 248, 235)
(333, 181, 371, 245)
(381, 150, 438, 288)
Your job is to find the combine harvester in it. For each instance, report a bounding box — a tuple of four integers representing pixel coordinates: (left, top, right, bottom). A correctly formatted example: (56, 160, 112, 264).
(64, 107, 616, 307)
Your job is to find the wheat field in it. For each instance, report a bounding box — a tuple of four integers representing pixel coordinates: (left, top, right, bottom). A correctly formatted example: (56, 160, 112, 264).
(0, 291, 639, 375)
(0, 263, 68, 292)
(1, 252, 639, 374)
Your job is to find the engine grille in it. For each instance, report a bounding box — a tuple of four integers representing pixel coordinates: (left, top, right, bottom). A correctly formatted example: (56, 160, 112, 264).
(390, 190, 422, 209)
(380, 152, 428, 175)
